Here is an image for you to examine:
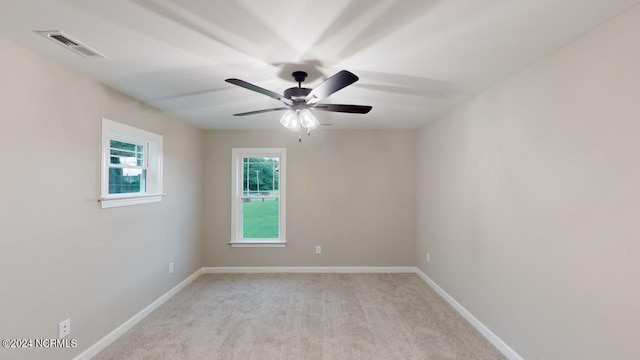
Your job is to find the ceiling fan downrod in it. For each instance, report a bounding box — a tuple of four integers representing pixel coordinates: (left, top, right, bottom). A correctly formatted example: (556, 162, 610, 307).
(292, 71, 307, 88)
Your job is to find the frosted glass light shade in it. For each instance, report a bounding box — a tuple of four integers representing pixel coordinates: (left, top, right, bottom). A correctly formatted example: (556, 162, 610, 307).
(280, 110, 300, 132)
(299, 109, 319, 130)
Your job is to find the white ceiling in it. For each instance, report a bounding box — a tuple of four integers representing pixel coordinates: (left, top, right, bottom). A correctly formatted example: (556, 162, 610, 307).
(0, 0, 637, 130)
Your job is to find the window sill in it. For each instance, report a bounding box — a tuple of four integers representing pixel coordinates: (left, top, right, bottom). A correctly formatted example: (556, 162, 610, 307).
(99, 194, 165, 209)
(229, 241, 287, 248)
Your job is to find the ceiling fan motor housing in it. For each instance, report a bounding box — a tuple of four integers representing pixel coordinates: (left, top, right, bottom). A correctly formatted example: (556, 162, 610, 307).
(284, 87, 312, 103)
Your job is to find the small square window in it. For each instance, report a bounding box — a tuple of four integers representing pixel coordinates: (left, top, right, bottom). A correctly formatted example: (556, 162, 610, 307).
(100, 119, 164, 208)
(108, 139, 147, 194)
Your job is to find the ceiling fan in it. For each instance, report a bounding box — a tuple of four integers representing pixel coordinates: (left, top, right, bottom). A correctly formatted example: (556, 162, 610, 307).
(225, 70, 372, 141)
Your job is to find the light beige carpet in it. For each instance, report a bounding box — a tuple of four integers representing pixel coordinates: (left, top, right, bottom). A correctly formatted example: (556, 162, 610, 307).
(94, 273, 506, 360)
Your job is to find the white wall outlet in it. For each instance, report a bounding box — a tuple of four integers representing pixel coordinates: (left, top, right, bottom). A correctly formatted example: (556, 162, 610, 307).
(426, 252, 430, 263)
(169, 262, 174, 274)
(58, 319, 70, 339)
(315, 246, 321, 254)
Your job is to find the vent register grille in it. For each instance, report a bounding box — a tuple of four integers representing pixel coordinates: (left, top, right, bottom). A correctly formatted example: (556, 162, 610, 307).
(35, 30, 105, 58)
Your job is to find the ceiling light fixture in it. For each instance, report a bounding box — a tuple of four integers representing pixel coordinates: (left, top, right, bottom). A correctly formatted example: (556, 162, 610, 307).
(299, 109, 319, 130)
(279, 109, 320, 141)
(226, 70, 372, 143)
(280, 110, 300, 132)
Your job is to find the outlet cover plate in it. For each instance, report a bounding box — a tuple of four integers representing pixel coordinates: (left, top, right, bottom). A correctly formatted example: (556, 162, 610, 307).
(59, 319, 70, 339)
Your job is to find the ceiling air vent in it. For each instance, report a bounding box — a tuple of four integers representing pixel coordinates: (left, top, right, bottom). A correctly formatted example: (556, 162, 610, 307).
(34, 30, 105, 59)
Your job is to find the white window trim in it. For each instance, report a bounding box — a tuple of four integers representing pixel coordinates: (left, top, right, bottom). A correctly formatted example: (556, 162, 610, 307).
(230, 148, 286, 247)
(100, 118, 164, 208)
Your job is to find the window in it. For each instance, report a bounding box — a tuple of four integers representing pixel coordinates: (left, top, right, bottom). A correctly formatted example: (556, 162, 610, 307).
(231, 148, 286, 247)
(100, 118, 163, 208)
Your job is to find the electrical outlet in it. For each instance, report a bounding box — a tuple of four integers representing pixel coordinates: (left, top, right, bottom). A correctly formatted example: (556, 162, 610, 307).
(426, 252, 430, 263)
(59, 319, 70, 339)
(169, 262, 174, 274)
(315, 246, 321, 254)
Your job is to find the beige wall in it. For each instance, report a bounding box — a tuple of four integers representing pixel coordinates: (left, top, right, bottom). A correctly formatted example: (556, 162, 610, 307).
(0, 38, 204, 359)
(204, 130, 415, 267)
(416, 6, 640, 360)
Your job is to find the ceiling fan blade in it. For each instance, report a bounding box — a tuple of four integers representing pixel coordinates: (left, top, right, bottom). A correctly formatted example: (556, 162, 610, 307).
(233, 107, 289, 116)
(305, 70, 359, 104)
(313, 104, 372, 114)
(225, 78, 293, 106)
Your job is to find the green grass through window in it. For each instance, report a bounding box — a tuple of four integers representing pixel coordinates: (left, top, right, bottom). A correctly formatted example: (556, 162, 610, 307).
(242, 200, 279, 239)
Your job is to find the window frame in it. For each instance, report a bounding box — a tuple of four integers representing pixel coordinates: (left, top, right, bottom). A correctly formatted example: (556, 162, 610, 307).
(100, 118, 164, 208)
(230, 148, 286, 247)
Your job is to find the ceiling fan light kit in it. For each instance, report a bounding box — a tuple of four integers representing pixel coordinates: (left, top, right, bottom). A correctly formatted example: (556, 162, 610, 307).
(279, 109, 320, 140)
(299, 109, 319, 130)
(225, 70, 372, 142)
(279, 110, 300, 132)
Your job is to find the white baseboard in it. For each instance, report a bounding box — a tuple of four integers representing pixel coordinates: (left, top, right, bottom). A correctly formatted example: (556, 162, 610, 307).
(72, 268, 203, 360)
(201, 266, 416, 273)
(414, 268, 523, 360)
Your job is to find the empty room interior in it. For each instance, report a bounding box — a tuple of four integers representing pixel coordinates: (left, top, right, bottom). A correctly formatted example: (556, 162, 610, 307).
(1, 1, 639, 359)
